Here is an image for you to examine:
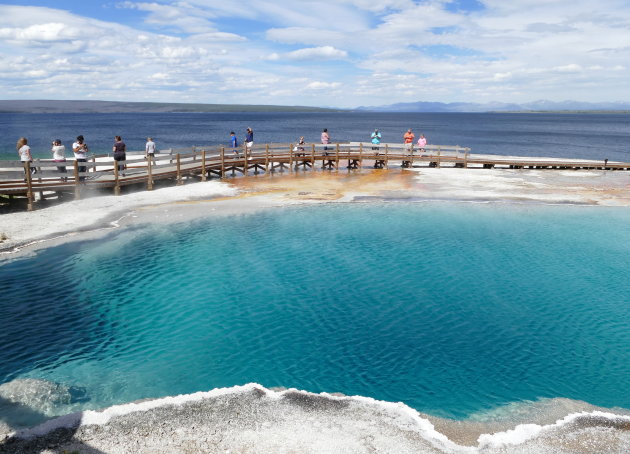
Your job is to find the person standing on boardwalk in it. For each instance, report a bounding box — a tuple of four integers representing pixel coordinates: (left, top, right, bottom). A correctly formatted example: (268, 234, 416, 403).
(371, 129, 385, 168)
(417, 133, 427, 154)
(245, 127, 254, 157)
(402, 129, 415, 168)
(16, 137, 35, 175)
(321, 128, 330, 154)
(51, 139, 67, 180)
(113, 136, 127, 176)
(73, 135, 88, 181)
(230, 131, 239, 156)
(403, 129, 415, 154)
(145, 137, 157, 166)
(296, 136, 306, 156)
(371, 128, 381, 151)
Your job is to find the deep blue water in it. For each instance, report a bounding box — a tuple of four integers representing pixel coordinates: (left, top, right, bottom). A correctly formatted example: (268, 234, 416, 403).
(1, 203, 630, 422)
(1, 112, 629, 161)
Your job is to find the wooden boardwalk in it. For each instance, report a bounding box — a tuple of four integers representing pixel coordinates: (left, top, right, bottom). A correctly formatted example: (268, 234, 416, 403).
(1, 142, 628, 211)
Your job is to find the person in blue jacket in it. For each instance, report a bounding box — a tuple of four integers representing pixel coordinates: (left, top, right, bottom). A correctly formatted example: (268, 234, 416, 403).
(230, 131, 239, 156)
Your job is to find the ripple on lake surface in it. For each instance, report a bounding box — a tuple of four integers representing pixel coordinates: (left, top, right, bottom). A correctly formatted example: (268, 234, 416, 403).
(1, 202, 630, 430)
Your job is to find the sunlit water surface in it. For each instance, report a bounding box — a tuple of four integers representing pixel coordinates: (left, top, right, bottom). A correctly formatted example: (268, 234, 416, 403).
(1, 202, 630, 427)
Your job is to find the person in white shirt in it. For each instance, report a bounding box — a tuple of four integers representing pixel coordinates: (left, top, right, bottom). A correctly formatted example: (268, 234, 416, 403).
(73, 135, 88, 181)
(51, 139, 67, 180)
(145, 137, 157, 166)
(16, 137, 36, 175)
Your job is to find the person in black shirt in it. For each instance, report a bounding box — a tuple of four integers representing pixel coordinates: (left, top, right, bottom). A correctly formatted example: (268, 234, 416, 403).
(113, 136, 127, 176)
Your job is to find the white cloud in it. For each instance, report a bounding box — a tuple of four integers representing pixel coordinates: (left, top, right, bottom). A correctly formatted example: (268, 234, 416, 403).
(0, 23, 79, 43)
(2, 1, 630, 107)
(116, 1, 219, 33)
(493, 72, 512, 81)
(286, 46, 348, 61)
(266, 27, 347, 46)
(305, 81, 342, 90)
(553, 64, 582, 73)
(149, 72, 170, 80)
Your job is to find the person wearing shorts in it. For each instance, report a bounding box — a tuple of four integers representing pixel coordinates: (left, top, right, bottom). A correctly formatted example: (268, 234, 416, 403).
(403, 129, 415, 154)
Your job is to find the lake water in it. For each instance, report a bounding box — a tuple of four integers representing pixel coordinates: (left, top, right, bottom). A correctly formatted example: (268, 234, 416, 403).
(1, 111, 629, 162)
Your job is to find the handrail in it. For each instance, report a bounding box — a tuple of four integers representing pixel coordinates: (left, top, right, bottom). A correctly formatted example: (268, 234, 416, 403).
(2, 142, 630, 211)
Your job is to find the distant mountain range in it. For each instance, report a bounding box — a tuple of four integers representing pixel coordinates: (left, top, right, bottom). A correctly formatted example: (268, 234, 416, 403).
(357, 100, 630, 112)
(0, 100, 341, 114)
(2, 99, 629, 113)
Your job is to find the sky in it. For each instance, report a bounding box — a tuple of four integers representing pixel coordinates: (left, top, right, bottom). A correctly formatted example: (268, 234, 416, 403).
(1, 0, 630, 108)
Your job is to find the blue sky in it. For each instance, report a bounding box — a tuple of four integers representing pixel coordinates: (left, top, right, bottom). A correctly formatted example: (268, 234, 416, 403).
(1, 0, 630, 107)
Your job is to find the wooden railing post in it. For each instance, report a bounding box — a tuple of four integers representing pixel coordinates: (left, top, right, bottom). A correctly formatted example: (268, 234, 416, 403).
(385, 144, 389, 169)
(335, 143, 340, 170)
(73, 160, 80, 200)
(243, 145, 248, 175)
(221, 147, 226, 178)
(33, 159, 43, 201)
(289, 144, 294, 172)
(114, 159, 121, 196)
(201, 150, 207, 181)
(311, 143, 315, 168)
(24, 161, 34, 211)
(359, 142, 363, 169)
(147, 154, 154, 190)
(176, 153, 183, 185)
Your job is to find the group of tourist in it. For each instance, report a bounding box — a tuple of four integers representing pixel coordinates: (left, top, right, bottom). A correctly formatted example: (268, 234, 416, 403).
(402, 129, 428, 152)
(15, 136, 158, 179)
(16, 127, 428, 179)
(16, 135, 90, 180)
(229, 126, 428, 157)
(230, 127, 254, 156)
(320, 128, 427, 152)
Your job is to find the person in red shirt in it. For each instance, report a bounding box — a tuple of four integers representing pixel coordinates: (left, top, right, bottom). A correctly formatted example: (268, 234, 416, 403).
(403, 129, 415, 154)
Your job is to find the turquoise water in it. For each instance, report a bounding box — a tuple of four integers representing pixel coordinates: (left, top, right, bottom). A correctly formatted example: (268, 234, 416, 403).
(1, 202, 630, 425)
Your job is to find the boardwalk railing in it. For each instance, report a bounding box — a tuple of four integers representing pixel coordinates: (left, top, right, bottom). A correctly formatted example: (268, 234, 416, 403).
(1, 142, 628, 211)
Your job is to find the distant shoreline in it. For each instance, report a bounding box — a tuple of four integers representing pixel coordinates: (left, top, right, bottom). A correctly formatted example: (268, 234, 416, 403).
(0, 100, 346, 114)
(489, 110, 630, 114)
(2, 100, 630, 114)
